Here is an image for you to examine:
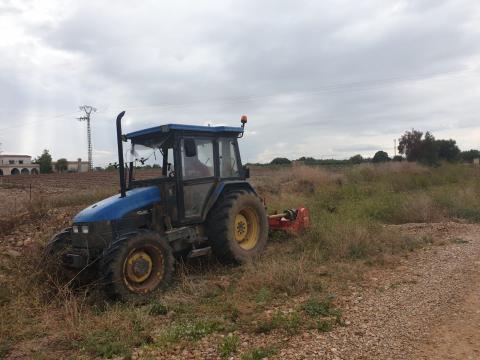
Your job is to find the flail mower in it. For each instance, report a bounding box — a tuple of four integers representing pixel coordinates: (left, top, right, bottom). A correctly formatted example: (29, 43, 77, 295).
(47, 112, 310, 301)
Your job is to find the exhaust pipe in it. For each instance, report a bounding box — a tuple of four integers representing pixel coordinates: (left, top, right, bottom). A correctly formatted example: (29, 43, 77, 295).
(116, 111, 126, 198)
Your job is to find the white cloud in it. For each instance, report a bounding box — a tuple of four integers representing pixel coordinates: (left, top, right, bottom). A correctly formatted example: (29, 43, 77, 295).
(0, 0, 480, 165)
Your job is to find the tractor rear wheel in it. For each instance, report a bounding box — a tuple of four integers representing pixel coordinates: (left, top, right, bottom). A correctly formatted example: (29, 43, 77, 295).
(207, 190, 268, 264)
(101, 231, 174, 301)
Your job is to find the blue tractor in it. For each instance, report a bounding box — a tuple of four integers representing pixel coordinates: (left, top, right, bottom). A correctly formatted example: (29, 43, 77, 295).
(47, 112, 268, 300)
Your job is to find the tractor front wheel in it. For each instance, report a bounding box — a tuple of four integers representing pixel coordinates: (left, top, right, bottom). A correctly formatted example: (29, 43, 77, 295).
(101, 232, 174, 301)
(207, 190, 268, 264)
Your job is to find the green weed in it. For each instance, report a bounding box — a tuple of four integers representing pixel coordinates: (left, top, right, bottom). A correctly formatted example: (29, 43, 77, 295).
(218, 334, 240, 358)
(255, 311, 301, 335)
(240, 346, 278, 360)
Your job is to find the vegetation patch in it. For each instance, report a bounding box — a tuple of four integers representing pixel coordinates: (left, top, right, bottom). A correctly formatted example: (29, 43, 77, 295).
(255, 311, 301, 335)
(79, 329, 131, 358)
(156, 319, 222, 348)
(218, 334, 240, 358)
(240, 346, 278, 360)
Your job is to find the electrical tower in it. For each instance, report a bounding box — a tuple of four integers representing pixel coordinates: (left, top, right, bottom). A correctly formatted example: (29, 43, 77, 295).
(78, 105, 97, 171)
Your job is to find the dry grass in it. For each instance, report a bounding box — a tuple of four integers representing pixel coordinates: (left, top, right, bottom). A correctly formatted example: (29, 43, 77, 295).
(2, 163, 480, 357)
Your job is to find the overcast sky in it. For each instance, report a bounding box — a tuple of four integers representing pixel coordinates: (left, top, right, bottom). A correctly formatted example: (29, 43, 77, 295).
(1, 0, 480, 165)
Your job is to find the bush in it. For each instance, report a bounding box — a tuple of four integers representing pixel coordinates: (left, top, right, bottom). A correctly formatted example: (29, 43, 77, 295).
(372, 151, 390, 163)
(270, 157, 291, 165)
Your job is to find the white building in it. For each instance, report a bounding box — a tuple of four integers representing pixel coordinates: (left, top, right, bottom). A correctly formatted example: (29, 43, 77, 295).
(0, 154, 40, 176)
(53, 158, 90, 173)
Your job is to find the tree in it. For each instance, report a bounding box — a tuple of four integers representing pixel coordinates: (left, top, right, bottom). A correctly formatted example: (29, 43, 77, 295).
(420, 132, 439, 166)
(392, 155, 403, 162)
(270, 157, 291, 165)
(398, 130, 438, 165)
(460, 149, 480, 163)
(398, 129, 424, 161)
(34, 149, 53, 174)
(55, 158, 68, 172)
(349, 154, 363, 164)
(436, 139, 460, 162)
(372, 151, 390, 163)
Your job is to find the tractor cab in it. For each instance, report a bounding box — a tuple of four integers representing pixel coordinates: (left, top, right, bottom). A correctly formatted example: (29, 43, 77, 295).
(123, 123, 248, 226)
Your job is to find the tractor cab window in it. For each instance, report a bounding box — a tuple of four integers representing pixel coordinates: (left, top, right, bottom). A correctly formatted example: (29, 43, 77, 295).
(181, 138, 214, 180)
(128, 139, 175, 179)
(219, 138, 240, 178)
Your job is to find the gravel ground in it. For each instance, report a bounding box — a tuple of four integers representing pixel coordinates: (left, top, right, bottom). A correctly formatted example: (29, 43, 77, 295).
(275, 222, 480, 359)
(139, 222, 480, 359)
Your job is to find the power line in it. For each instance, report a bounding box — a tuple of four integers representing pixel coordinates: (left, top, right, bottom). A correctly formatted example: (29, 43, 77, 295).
(78, 105, 97, 171)
(0, 112, 78, 133)
(120, 68, 477, 112)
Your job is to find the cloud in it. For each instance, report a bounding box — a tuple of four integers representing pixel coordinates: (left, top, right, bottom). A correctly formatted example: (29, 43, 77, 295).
(0, 0, 479, 165)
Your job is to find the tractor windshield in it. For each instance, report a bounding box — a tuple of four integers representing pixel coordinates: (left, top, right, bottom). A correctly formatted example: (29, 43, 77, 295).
(127, 138, 175, 181)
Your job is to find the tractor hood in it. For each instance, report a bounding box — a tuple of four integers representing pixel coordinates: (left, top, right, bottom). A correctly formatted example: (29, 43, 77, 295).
(73, 186, 161, 223)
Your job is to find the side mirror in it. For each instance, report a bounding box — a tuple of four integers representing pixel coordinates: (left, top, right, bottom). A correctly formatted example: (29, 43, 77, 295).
(243, 165, 250, 179)
(184, 139, 197, 157)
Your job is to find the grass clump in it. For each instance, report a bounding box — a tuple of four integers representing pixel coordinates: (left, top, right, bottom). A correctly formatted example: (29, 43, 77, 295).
(218, 334, 240, 358)
(255, 311, 301, 335)
(156, 319, 221, 347)
(255, 287, 271, 304)
(302, 296, 336, 317)
(148, 300, 168, 316)
(240, 346, 278, 360)
(302, 296, 343, 331)
(80, 329, 131, 358)
(317, 320, 334, 332)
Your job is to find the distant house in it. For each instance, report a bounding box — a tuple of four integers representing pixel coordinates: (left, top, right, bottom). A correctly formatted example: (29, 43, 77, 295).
(0, 154, 40, 176)
(53, 158, 90, 173)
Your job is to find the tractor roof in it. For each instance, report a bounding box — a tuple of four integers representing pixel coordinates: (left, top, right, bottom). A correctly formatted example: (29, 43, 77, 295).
(125, 124, 244, 142)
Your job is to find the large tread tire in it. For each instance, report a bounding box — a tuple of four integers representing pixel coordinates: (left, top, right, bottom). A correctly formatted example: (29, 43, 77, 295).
(44, 228, 80, 281)
(44, 228, 72, 257)
(207, 190, 268, 264)
(101, 231, 174, 302)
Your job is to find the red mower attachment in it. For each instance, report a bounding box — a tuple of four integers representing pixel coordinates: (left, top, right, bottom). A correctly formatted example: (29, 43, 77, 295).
(268, 207, 310, 234)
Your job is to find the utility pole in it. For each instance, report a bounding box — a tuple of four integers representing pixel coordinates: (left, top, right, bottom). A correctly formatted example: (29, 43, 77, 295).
(394, 139, 397, 157)
(78, 105, 97, 171)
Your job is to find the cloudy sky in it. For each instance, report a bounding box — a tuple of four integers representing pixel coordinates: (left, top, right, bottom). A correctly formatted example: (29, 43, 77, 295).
(1, 0, 480, 165)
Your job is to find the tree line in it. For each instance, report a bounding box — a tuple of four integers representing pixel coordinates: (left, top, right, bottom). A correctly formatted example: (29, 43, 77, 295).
(266, 129, 479, 166)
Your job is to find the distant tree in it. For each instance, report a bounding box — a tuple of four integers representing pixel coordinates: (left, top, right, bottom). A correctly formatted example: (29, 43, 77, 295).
(372, 151, 390, 163)
(436, 139, 460, 162)
(398, 129, 424, 161)
(460, 149, 480, 163)
(55, 158, 68, 172)
(420, 132, 439, 166)
(270, 157, 291, 165)
(392, 155, 404, 162)
(349, 154, 363, 164)
(34, 149, 53, 174)
(398, 130, 439, 165)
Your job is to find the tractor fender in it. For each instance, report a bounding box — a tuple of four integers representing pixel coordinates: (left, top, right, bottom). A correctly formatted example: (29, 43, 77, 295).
(202, 181, 257, 221)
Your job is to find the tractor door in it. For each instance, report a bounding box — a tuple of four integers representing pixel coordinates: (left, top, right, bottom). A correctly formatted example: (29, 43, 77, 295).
(178, 137, 217, 222)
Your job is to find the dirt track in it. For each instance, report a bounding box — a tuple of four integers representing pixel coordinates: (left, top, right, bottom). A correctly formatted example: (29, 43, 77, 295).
(278, 222, 480, 359)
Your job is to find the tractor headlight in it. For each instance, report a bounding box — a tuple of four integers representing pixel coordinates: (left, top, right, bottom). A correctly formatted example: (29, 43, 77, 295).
(73, 226, 79, 233)
(81, 225, 89, 234)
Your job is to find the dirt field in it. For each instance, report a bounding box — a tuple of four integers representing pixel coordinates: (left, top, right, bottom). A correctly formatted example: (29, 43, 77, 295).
(1, 164, 480, 359)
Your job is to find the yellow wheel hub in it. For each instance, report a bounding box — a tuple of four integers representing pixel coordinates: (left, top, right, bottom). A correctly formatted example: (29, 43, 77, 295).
(234, 207, 260, 250)
(125, 251, 153, 283)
